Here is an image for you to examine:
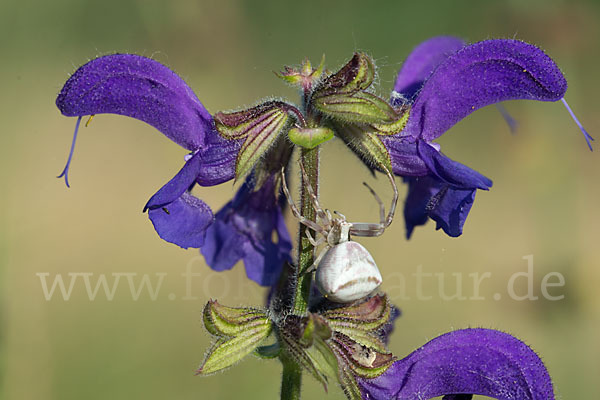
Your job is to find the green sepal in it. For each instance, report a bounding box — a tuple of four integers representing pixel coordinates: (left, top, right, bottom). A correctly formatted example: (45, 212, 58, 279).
(322, 294, 390, 330)
(370, 108, 410, 135)
(330, 327, 387, 353)
(213, 101, 293, 181)
(316, 53, 375, 95)
(214, 101, 288, 140)
(203, 300, 269, 337)
(313, 91, 398, 125)
(300, 314, 332, 346)
(333, 333, 396, 379)
(288, 126, 334, 149)
(334, 123, 392, 173)
(196, 323, 272, 375)
(280, 329, 330, 391)
(304, 335, 339, 385)
(322, 295, 391, 353)
(252, 135, 294, 192)
(279, 314, 338, 392)
(235, 110, 290, 181)
(337, 362, 362, 400)
(255, 342, 281, 359)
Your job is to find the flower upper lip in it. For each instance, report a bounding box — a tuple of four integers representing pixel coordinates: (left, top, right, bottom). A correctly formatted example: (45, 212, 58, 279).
(358, 328, 554, 400)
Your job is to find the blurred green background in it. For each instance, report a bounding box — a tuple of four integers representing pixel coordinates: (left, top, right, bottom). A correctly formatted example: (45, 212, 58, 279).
(1, 0, 599, 399)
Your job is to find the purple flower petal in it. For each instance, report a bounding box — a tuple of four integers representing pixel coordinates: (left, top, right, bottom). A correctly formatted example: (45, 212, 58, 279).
(402, 39, 568, 141)
(196, 132, 243, 186)
(56, 54, 213, 151)
(393, 36, 465, 103)
(403, 175, 438, 238)
(144, 151, 203, 211)
(380, 139, 429, 177)
(359, 328, 555, 400)
(428, 186, 476, 238)
(417, 141, 492, 190)
(148, 192, 213, 249)
(200, 176, 292, 286)
(404, 175, 479, 238)
(201, 217, 247, 271)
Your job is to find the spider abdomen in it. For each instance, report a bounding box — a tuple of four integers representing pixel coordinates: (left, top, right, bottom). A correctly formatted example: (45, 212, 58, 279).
(315, 241, 382, 303)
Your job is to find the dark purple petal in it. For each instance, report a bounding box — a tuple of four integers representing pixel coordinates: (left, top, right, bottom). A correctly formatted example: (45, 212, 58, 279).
(201, 218, 247, 271)
(359, 328, 555, 400)
(417, 141, 492, 190)
(393, 36, 465, 103)
(56, 54, 213, 151)
(148, 192, 213, 249)
(144, 151, 203, 211)
(402, 39, 568, 141)
(200, 176, 292, 286)
(380, 139, 429, 177)
(403, 175, 479, 238)
(429, 187, 476, 237)
(403, 176, 437, 238)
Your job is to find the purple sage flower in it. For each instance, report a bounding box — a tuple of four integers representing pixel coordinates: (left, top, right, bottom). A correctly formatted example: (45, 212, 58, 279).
(200, 174, 292, 286)
(359, 328, 554, 400)
(383, 37, 592, 238)
(56, 54, 289, 285)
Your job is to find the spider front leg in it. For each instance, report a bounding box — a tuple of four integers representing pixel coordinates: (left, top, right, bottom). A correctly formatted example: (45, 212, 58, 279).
(298, 160, 331, 226)
(280, 167, 325, 235)
(349, 168, 399, 237)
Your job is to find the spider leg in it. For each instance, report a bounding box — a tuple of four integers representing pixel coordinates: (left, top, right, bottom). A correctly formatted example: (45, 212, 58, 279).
(305, 245, 329, 274)
(362, 181, 385, 226)
(280, 167, 325, 234)
(298, 160, 330, 225)
(383, 167, 399, 228)
(349, 168, 399, 237)
(350, 223, 385, 237)
(305, 229, 326, 247)
(333, 210, 347, 221)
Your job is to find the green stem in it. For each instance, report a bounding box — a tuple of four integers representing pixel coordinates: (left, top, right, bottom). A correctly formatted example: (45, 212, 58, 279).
(280, 353, 303, 400)
(292, 146, 320, 314)
(279, 146, 320, 400)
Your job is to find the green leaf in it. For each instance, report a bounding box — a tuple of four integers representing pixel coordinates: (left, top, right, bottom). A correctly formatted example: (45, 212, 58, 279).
(288, 126, 334, 149)
(314, 91, 397, 124)
(197, 323, 272, 375)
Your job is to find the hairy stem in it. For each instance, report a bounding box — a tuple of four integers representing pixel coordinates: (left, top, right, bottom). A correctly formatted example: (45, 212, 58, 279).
(293, 146, 319, 314)
(280, 353, 303, 400)
(279, 147, 320, 400)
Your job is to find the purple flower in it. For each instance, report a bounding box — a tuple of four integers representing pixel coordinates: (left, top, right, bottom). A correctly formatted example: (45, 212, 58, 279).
(359, 328, 554, 400)
(201, 175, 292, 286)
(56, 54, 289, 285)
(384, 37, 592, 238)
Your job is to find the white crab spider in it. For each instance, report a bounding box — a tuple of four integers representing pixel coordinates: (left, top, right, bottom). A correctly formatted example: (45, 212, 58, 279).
(281, 163, 398, 303)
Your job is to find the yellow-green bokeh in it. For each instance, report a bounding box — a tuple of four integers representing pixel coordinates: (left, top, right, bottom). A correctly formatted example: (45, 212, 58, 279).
(2, 0, 599, 399)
